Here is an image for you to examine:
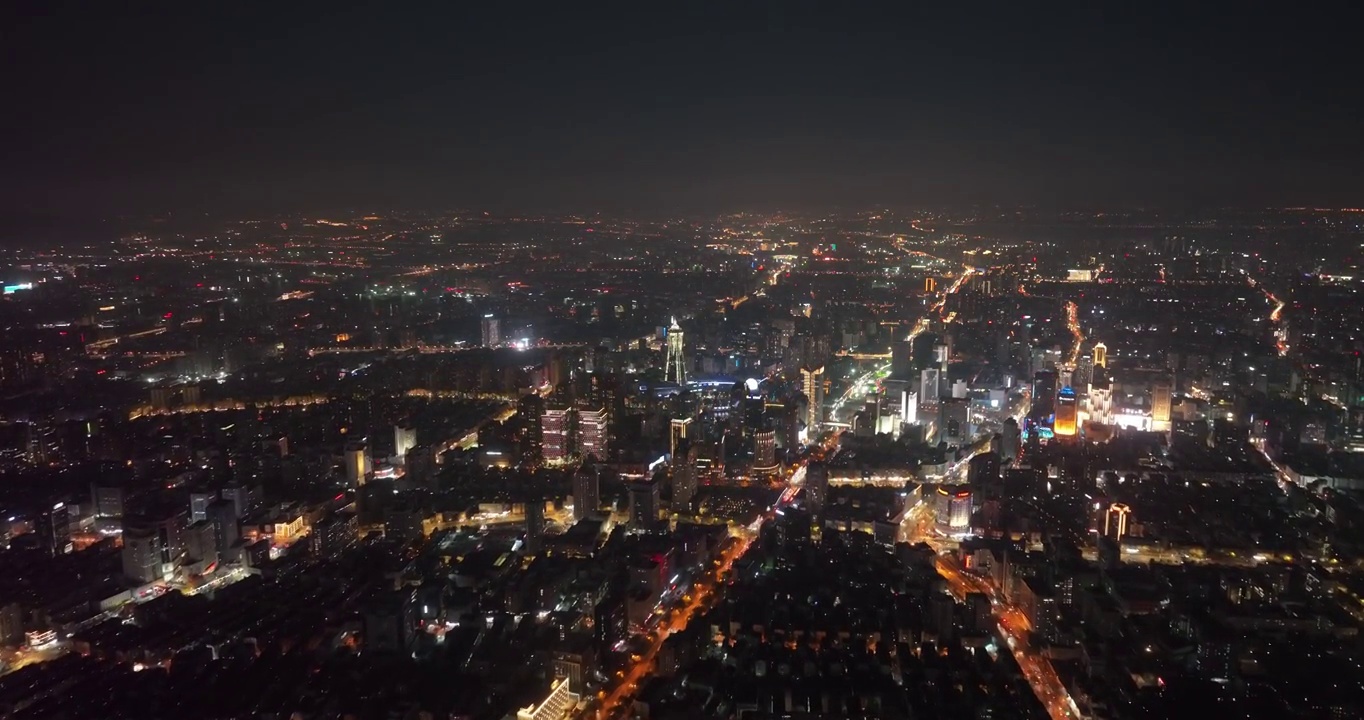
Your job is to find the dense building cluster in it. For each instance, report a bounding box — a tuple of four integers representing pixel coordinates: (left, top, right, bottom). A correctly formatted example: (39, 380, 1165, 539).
(0, 207, 1363, 718)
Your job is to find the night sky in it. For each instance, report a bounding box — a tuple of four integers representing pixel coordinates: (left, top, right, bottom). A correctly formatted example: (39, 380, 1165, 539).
(3, 2, 1362, 216)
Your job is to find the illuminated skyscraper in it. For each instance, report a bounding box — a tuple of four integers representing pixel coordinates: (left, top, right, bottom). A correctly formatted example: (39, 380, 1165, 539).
(572, 469, 599, 521)
(752, 428, 779, 476)
(1093, 342, 1108, 368)
(1104, 503, 1131, 540)
(1054, 386, 1078, 436)
(800, 365, 825, 435)
(1152, 377, 1172, 427)
(393, 424, 417, 459)
(481, 314, 501, 347)
(919, 368, 941, 409)
(900, 389, 919, 426)
(345, 443, 372, 486)
(1075, 352, 1094, 391)
(669, 417, 692, 458)
(1088, 378, 1113, 425)
(672, 445, 698, 510)
(577, 404, 609, 460)
(665, 317, 687, 384)
(541, 405, 571, 464)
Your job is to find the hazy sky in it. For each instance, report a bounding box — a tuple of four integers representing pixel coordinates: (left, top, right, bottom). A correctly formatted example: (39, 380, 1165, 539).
(3, 1, 1362, 215)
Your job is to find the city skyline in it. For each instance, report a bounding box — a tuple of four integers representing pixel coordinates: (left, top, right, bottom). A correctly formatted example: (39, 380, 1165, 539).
(2, 3, 1364, 719)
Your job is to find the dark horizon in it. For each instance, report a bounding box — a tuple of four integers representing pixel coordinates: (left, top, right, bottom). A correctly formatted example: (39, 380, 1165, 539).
(4, 2, 1363, 217)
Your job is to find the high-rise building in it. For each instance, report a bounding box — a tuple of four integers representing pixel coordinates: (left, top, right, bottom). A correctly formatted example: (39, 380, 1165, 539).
(938, 398, 970, 446)
(345, 443, 372, 486)
(672, 448, 697, 511)
(1152, 377, 1172, 427)
(541, 405, 572, 464)
(121, 526, 163, 584)
(669, 417, 692, 458)
(919, 368, 941, 409)
(1093, 342, 1108, 368)
(967, 451, 1001, 486)
(752, 428, 778, 476)
(34, 502, 72, 556)
(800, 365, 825, 436)
(805, 461, 829, 512)
(628, 478, 661, 527)
(518, 392, 544, 465)
(1054, 386, 1079, 436)
(934, 486, 972, 531)
(572, 470, 599, 521)
(481, 314, 501, 348)
(900, 389, 919, 426)
(189, 490, 216, 524)
(1000, 417, 1021, 463)
(207, 499, 240, 562)
(665, 317, 687, 384)
(90, 481, 126, 526)
(524, 498, 544, 553)
(1032, 370, 1058, 421)
(933, 343, 949, 370)
(1104, 503, 1131, 540)
(1075, 352, 1095, 391)
(393, 424, 417, 459)
(122, 512, 187, 584)
(891, 339, 914, 379)
(1088, 378, 1113, 425)
(578, 404, 609, 460)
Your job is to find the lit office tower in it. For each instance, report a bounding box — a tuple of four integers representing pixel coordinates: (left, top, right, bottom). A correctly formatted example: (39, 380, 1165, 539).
(669, 417, 692, 458)
(1075, 352, 1094, 391)
(1054, 386, 1079, 436)
(541, 405, 571, 464)
(345, 442, 372, 486)
(1093, 342, 1108, 369)
(628, 477, 661, 527)
(577, 404, 609, 460)
(919, 368, 941, 409)
(934, 486, 972, 531)
(1104, 503, 1132, 541)
(1151, 377, 1172, 428)
(481, 314, 501, 348)
(1088, 378, 1114, 425)
(572, 469, 599, 521)
(394, 424, 417, 459)
(901, 389, 919, 426)
(800, 365, 826, 436)
(665, 317, 688, 384)
(752, 428, 779, 476)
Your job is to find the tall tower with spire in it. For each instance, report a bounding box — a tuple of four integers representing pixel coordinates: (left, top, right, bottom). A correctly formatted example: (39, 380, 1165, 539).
(665, 317, 687, 384)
